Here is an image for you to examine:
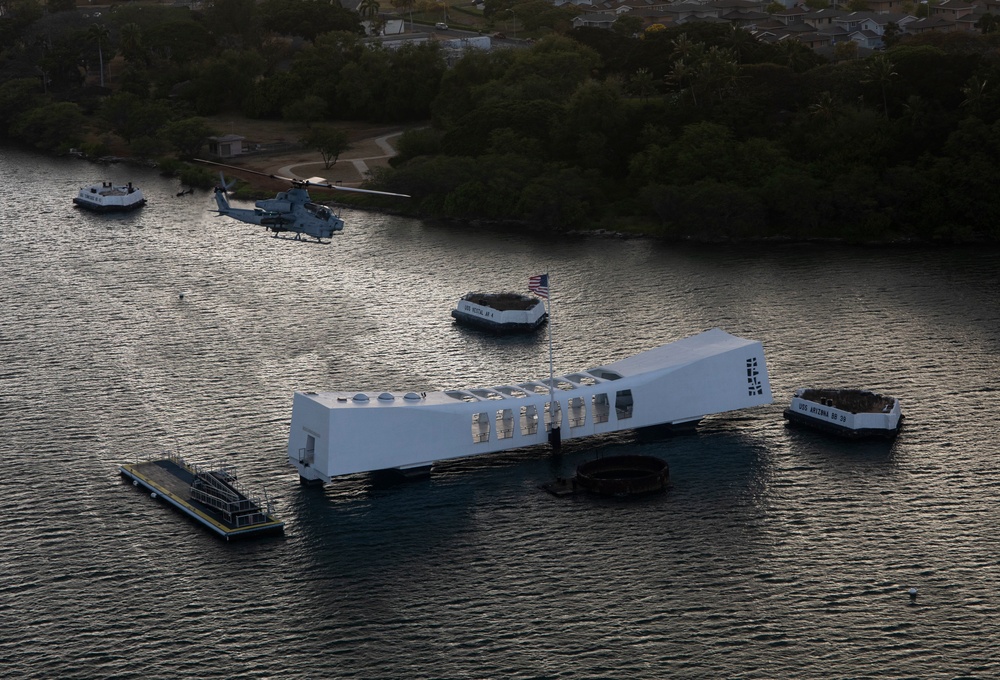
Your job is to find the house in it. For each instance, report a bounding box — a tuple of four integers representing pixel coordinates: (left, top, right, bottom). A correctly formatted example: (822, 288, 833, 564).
(797, 30, 835, 48)
(904, 15, 956, 33)
(832, 11, 914, 42)
(658, 1, 725, 23)
(572, 12, 618, 28)
(847, 27, 884, 47)
(770, 6, 809, 25)
(720, 7, 771, 28)
(863, 0, 908, 13)
(207, 134, 246, 158)
(930, 0, 977, 19)
(802, 8, 845, 30)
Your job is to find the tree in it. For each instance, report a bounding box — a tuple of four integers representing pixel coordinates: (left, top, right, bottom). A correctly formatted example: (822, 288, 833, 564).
(10, 102, 85, 151)
(726, 26, 757, 64)
(883, 21, 901, 48)
(202, 0, 259, 47)
(99, 93, 171, 143)
(88, 24, 111, 88)
(0, 78, 45, 137)
(808, 90, 841, 125)
(282, 95, 328, 123)
(975, 12, 998, 35)
(161, 117, 218, 158)
(960, 74, 989, 117)
(257, 0, 363, 42)
(833, 40, 858, 63)
(119, 23, 146, 65)
(668, 58, 699, 105)
(383, 43, 446, 121)
(863, 53, 897, 118)
(358, 0, 380, 33)
(612, 15, 643, 38)
(628, 68, 657, 101)
(303, 125, 352, 169)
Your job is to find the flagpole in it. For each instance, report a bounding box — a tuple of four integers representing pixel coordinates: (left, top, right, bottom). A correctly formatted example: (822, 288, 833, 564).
(529, 272, 558, 450)
(546, 272, 554, 403)
(545, 273, 559, 451)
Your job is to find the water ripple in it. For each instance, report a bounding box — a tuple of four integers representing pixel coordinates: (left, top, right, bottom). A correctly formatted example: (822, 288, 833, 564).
(2, 149, 1000, 678)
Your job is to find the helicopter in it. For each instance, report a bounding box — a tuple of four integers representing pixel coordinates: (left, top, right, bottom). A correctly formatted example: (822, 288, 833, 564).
(195, 159, 410, 243)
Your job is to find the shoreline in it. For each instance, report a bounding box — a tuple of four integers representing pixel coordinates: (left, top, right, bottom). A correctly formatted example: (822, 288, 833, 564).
(28, 143, 1000, 246)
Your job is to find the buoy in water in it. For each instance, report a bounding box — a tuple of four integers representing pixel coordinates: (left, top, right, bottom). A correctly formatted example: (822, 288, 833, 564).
(132, 480, 138, 486)
(151, 492, 158, 499)
(908, 587, 917, 601)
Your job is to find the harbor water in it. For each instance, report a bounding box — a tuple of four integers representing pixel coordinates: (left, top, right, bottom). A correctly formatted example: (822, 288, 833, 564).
(2, 148, 999, 678)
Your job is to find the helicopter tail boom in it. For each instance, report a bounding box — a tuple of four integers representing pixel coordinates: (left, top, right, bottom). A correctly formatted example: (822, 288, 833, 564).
(214, 187, 232, 213)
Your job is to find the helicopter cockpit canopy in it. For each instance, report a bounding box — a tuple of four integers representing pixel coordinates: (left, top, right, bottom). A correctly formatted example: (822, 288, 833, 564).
(304, 203, 334, 220)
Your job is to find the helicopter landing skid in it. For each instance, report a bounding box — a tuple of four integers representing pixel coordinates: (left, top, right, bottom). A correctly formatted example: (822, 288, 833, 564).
(270, 233, 332, 245)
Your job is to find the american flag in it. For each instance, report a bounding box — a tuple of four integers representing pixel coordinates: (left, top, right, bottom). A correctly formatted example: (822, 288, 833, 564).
(529, 274, 549, 299)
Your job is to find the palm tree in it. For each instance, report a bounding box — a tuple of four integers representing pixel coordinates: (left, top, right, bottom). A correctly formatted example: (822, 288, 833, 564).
(809, 90, 840, 124)
(726, 25, 755, 64)
(670, 33, 702, 64)
(87, 23, 111, 87)
(961, 75, 989, 117)
(668, 59, 698, 106)
(358, 0, 380, 22)
(702, 46, 740, 102)
(629, 68, 656, 102)
(119, 22, 144, 65)
(358, 0, 382, 33)
(862, 53, 897, 118)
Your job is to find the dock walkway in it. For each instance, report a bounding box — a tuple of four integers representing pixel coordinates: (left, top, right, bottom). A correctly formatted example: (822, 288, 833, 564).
(120, 455, 284, 540)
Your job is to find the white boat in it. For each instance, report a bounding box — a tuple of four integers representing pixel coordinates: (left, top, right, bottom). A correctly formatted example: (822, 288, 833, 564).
(287, 328, 772, 484)
(451, 292, 547, 333)
(73, 181, 146, 212)
(783, 388, 902, 438)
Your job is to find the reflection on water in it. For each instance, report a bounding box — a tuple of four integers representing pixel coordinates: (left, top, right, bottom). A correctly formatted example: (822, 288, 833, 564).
(2, 148, 1000, 678)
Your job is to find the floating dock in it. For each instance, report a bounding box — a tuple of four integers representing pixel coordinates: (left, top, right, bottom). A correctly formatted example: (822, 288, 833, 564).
(120, 454, 284, 540)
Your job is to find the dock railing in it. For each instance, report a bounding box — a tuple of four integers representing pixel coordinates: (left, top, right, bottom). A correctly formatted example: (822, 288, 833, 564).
(185, 460, 278, 527)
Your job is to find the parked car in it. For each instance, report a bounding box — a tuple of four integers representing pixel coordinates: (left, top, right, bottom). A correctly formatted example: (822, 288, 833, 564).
(435, 22, 448, 29)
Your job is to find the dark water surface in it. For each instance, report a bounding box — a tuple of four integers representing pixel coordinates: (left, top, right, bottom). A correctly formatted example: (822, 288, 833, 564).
(2, 149, 999, 679)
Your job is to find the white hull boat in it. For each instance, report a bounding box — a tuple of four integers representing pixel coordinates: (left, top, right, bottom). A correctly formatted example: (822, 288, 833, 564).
(451, 292, 547, 333)
(73, 182, 146, 212)
(287, 328, 772, 484)
(783, 388, 902, 438)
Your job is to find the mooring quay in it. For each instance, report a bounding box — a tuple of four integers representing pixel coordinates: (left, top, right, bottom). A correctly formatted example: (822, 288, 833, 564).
(120, 455, 284, 540)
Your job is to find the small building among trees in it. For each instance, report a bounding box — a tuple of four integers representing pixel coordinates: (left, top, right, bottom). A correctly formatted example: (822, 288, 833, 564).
(207, 134, 246, 158)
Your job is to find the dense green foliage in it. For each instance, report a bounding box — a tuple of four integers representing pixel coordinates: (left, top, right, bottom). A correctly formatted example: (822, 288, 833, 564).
(383, 26, 1000, 242)
(3, 0, 1000, 241)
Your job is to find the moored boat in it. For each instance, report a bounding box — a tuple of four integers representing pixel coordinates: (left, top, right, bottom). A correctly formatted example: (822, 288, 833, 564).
(783, 388, 902, 438)
(451, 291, 547, 334)
(73, 181, 146, 212)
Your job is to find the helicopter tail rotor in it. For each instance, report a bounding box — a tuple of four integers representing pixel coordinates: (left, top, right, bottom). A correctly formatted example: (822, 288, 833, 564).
(213, 173, 236, 213)
(216, 172, 237, 194)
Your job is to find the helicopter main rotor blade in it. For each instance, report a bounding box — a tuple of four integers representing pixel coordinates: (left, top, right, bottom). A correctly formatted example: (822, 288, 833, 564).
(300, 180, 411, 199)
(194, 159, 296, 184)
(194, 158, 410, 198)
